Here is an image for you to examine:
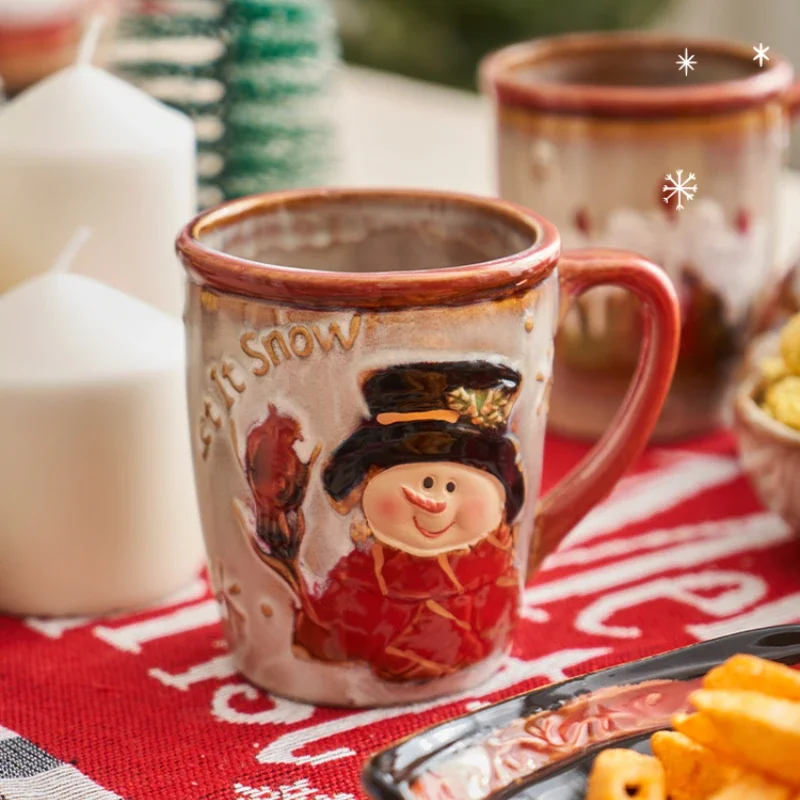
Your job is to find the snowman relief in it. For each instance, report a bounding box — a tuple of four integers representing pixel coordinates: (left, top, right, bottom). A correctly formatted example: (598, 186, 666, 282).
(243, 361, 526, 682)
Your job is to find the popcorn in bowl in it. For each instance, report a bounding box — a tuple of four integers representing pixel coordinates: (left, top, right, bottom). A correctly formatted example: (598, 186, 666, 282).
(780, 314, 800, 374)
(757, 314, 800, 429)
(734, 313, 800, 531)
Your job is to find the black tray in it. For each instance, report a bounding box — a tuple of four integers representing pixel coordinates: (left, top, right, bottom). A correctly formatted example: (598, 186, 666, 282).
(363, 625, 800, 800)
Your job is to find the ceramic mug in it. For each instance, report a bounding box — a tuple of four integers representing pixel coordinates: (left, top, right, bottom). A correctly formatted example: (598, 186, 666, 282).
(177, 188, 680, 707)
(481, 33, 800, 441)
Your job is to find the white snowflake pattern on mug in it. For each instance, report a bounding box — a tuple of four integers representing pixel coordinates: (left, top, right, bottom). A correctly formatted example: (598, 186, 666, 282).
(561, 197, 768, 335)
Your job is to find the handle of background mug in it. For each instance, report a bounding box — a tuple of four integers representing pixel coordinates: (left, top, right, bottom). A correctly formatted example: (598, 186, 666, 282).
(527, 248, 680, 579)
(787, 80, 800, 119)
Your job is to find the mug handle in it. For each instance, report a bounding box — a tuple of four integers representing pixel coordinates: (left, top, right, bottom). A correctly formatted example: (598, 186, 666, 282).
(787, 79, 800, 119)
(527, 248, 681, 578)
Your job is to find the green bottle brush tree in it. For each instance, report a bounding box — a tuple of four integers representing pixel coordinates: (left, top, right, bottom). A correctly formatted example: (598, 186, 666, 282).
(113, 0, 341, 206)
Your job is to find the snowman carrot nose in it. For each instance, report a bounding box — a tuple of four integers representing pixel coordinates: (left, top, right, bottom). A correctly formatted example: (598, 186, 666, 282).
(402, 486, 447, 514)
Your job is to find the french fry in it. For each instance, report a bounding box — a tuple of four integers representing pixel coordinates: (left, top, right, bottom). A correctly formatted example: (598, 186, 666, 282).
(703, 655, 800, 701)
(650, 731, 740, 800)
(706, 773, 793, 800)
(583, 656, 800, 800)
(671, 712, 740, 759)
(585, 749, 665, 800)
(691, 689, 800, 787)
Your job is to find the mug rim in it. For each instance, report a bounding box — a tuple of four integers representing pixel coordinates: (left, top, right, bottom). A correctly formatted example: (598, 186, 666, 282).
(480, 32, 795, 118)
(176, 187, 561, 311)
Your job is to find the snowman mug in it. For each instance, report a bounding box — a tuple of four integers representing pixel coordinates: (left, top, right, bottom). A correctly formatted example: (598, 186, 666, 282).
(177, 188, 680, 707)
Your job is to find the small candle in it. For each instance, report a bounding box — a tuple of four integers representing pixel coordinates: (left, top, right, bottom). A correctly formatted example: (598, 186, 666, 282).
(0, 16, 196, 315)
(0, 231, 204, 616)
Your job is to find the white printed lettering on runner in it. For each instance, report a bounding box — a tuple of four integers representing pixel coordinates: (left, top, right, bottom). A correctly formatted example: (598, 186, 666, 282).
(562, 453, 740, 548)
(575, 571, 767, 639)
(524, 512, 789, 610)
(235, 783, 280, 800)
(149, 654, 237, 690)
(212, 683, 315, 725)
(233, 778, 354, 800)
(93, 599, 221, 653)
(520, 607, 551, 623)
(687, 592, 800, 640)
(24, 578, 209, 640)
(255, 648, 610, 766)
(524, 521, 756, 624)
(24, 616, 93, 640)
(547, 525, 722, 571)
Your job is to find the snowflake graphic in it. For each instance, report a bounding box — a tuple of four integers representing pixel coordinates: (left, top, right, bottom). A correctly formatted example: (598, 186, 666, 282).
(753, 43, 770, 67)
(676, 48, 696, 76)
(662, 170, 698, 211)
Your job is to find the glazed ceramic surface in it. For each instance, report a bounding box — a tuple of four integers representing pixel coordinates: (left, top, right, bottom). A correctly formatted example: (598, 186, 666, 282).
(765, 261, 800, 328)
(363, 625, 800, 800)
(482, 34, 800, 441)
(178, 189, 679, 707)
(0, 1, 116, 97)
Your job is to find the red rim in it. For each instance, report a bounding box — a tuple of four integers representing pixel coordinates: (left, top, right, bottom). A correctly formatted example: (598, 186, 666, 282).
(480, 32, 795, 118)
(177, 188, 561, 311)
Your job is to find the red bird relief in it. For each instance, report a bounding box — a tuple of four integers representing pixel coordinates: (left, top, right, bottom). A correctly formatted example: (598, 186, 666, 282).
(245, 404, 320, 582)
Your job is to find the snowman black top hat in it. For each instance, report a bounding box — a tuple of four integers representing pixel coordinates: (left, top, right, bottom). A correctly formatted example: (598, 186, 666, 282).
(322, 361, 526, 521)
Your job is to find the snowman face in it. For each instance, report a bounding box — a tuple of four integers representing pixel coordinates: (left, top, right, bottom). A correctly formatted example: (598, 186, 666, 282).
(362, 462, 506, 556)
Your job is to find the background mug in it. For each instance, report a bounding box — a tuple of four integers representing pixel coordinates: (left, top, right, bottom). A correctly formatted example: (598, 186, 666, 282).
(481, 33, 800, 441)
(177, 188, 680, 707)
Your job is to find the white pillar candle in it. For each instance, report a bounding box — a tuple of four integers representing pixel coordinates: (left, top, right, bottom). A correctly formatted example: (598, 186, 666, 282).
(0, 232, 204, 616)
(0, 19, 196, 315)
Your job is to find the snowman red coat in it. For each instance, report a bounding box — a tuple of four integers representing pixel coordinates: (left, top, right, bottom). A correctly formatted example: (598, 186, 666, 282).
(293, 523, 520, 681)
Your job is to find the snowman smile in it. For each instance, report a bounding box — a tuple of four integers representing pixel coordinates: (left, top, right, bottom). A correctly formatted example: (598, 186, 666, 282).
(413, 517, 455, 538)
(402, 486, 447, 514)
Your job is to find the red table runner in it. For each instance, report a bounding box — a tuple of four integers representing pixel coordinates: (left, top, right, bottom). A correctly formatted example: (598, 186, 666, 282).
(2, 432, 799, 800)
